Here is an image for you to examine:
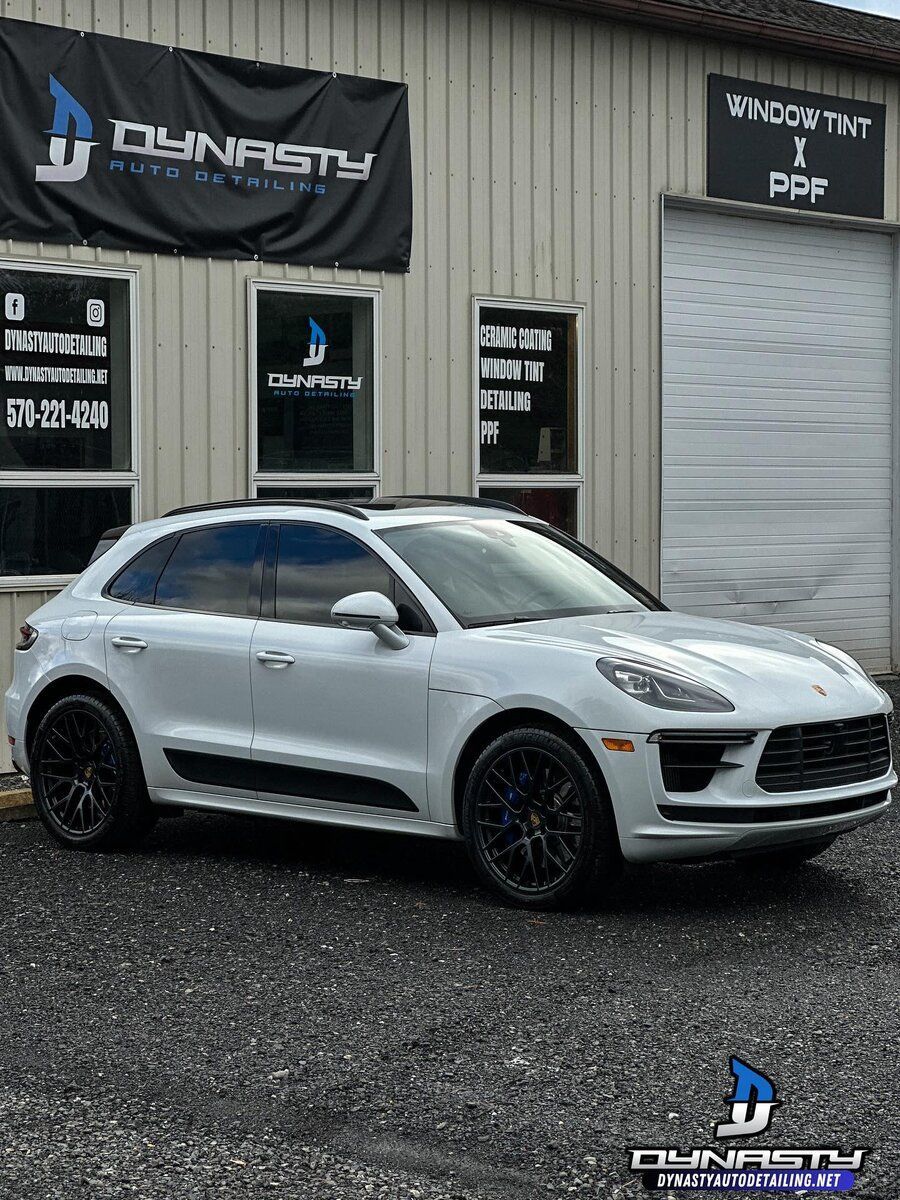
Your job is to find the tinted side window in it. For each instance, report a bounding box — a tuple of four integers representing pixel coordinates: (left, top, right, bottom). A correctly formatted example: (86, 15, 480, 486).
(275, 524, 391, 624)
(155, 523, 264, 616)
(107, 535, 176, 604)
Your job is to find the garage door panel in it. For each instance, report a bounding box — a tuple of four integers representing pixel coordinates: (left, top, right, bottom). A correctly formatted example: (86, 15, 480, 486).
(662, 208, 893, 672)
(663, 395, 891, 421)
(665, 357, 890, 385)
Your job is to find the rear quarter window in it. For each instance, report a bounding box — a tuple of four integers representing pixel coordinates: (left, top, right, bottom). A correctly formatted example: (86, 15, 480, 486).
(106, 535, 176, 604)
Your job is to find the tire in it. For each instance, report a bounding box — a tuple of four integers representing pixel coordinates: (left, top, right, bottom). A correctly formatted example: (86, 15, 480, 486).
(736, 836, 835, 871)
(461, 726, 621, 910)
(30, 692, 157, 850)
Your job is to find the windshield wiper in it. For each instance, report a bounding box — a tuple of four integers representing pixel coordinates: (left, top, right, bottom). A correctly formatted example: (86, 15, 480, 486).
(467, 615, 546, 628)
(468, 607, 643, 628)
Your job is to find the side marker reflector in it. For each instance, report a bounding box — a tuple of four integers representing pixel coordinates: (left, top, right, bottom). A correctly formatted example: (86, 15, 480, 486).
(602, 737, 635, 753)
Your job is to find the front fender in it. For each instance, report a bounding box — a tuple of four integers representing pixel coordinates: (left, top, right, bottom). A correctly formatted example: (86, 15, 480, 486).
(427, 690, 503, 829)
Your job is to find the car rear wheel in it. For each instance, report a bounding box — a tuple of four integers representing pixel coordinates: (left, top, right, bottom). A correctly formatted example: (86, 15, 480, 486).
(31, 693, 157, 850)
(461, 726, 621, 909)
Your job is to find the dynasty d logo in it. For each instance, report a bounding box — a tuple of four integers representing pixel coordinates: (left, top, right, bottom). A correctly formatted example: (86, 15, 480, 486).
(627, 1056, 869, 1192)
(302, 318, 328, 368)
(715, 1057, 780, 1138)
(36, 75, 96, 183)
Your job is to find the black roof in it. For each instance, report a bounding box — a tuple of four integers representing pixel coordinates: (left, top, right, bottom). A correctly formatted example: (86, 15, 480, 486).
(547, 0, 900, 69)
(672, 0, 900, 52)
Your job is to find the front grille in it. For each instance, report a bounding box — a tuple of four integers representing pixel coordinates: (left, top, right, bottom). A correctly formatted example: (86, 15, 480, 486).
(756, 715, 891, 794)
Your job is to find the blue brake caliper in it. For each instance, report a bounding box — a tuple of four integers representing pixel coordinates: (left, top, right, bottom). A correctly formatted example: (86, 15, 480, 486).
(501, 770, 529, 845)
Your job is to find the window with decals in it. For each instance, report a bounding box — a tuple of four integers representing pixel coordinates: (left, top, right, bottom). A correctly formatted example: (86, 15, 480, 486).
(251, 282, 380, 505)
(0, 263, 138, 582)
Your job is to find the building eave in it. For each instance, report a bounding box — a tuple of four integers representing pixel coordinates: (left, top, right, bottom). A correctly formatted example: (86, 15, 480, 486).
(533, 0, 900, 74)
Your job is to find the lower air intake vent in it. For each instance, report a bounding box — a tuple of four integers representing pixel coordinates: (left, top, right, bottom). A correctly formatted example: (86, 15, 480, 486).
(658, 742, 727, 793)
(651, 730, 756, 795)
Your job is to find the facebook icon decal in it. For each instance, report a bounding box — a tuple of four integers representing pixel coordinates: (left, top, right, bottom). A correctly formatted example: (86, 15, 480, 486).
(4, 293, 25, 322)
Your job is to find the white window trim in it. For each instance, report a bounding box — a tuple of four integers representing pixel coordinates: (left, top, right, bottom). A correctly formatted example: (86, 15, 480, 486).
(0, 259, 140, 592)
(472, 294, 585, 536)
(248, 278, 382, 499)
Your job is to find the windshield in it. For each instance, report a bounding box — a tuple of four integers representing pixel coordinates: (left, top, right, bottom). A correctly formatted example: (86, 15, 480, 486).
(379, 520, 652, 627)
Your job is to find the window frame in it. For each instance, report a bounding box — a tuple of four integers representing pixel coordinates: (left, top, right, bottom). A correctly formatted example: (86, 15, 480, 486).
(0, 259, 140, 591)
(472, 294, 585, 537)
(260, 520, 435, 636)
(248, 278, 382, 502)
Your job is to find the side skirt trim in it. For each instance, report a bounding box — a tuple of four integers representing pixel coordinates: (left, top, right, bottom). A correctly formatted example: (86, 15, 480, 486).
(149, 787, 456, 838)
(163, 748, 418, 813)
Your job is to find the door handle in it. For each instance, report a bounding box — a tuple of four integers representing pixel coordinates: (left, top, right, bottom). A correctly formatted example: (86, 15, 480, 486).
(256, 650, 295, 668)
(111, 635, 148, 652)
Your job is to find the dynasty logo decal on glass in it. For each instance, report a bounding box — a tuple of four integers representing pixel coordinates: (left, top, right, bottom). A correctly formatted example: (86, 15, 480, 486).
(302, 318, 328, 368)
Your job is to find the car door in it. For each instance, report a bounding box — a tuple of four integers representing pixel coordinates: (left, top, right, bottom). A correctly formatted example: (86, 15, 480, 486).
(104, 520, 267, 796)
(249, 521, 435, 819)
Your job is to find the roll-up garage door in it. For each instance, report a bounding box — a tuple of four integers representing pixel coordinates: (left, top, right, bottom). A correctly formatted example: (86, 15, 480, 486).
(661, 207, 893, 672)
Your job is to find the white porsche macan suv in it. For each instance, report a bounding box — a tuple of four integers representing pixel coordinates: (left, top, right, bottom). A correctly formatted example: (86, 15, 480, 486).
(5, 496, 895, 908)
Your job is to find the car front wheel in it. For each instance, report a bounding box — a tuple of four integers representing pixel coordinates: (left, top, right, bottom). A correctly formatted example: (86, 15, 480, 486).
(461, 726, 621, 909)
(31, 692, 157, 850)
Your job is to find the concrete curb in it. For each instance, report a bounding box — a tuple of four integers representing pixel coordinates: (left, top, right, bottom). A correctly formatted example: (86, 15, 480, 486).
(0, 788, 35, 821)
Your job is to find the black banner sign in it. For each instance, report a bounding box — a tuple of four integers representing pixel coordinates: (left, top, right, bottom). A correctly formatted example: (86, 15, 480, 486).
(707, 74, 885, 218)
(478, 305, 577, 476)
(0, 18, 412, 271)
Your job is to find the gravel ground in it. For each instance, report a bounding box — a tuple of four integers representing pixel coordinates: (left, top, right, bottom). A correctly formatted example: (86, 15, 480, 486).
(1, 683, 898, 1200)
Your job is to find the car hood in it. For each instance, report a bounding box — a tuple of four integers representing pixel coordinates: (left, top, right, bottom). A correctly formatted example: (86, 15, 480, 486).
(475, 609, 887, 722)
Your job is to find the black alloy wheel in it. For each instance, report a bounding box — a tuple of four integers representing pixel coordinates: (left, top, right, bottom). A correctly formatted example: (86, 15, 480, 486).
(31, 693, 157, 849)
(35, 706, 121, 837)
(474, 746, 584, 894)
(462, 726, 620, 909)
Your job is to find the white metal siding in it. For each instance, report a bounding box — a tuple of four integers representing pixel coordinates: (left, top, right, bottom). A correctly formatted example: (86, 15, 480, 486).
(662, 207, 894, 671)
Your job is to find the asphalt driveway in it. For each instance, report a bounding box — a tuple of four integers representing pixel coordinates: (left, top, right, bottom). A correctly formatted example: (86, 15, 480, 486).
(1, 683, 897, 1200)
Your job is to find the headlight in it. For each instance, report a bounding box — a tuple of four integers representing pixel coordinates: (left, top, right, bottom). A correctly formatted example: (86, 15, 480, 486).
(596, 656, 734, 712)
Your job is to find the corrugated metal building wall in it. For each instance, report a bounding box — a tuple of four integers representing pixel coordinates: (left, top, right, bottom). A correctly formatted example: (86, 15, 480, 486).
(1, 0, 899, 767)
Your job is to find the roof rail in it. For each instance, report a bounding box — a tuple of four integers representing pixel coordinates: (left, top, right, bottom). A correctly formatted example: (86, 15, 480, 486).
(364, 494, 526, 515)
(162, 498, 370, 520)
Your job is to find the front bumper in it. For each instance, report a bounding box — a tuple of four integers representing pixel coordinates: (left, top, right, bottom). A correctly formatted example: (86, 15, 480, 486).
(580, 724, 895, 864)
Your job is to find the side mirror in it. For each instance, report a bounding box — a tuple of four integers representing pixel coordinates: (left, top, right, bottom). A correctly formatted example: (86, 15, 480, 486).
(330, 591, 410, 650)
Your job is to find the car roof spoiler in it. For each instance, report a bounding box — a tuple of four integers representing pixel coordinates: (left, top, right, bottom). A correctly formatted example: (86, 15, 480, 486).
(87, 524, 131, 565)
